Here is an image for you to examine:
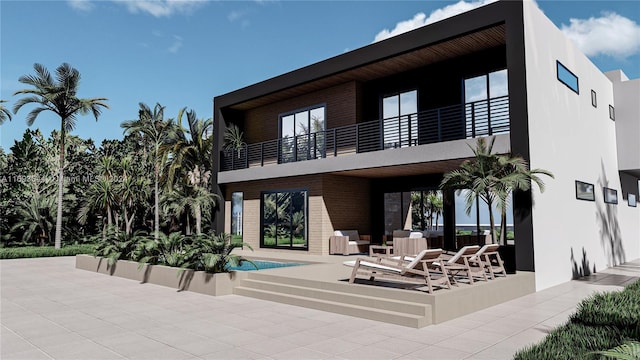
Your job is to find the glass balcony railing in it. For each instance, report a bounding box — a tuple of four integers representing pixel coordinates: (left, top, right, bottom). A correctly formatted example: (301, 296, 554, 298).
(221, 95, 509, 171)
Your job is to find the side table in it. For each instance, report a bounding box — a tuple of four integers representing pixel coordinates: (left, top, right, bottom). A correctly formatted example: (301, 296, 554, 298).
(369, 245, 393, 257)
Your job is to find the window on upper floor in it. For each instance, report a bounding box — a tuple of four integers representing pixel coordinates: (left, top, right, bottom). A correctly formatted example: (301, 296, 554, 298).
(557, 61, 579, 94)
(609, 105, 615, 121)
(591, 90, 597, 108)
(382, 90, 418, 148)
(464, 69, 509, 138)
(279, 105, 326, 163)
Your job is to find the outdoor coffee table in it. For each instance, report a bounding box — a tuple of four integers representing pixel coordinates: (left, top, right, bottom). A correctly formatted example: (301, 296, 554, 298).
(369, 245, 393, 257)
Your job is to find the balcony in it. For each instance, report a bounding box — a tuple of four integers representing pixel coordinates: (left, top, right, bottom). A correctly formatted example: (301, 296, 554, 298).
(221, 96, 509, 172)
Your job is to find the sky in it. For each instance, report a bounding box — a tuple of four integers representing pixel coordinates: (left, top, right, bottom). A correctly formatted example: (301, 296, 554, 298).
(1, 0, 639, 151)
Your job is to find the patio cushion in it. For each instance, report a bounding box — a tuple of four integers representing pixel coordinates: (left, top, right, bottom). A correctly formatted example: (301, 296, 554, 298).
(335, 230, 360, 241)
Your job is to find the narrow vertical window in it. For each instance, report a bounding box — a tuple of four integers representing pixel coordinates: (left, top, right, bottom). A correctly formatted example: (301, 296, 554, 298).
(609, 105, 615, 121)
(556, 61, 579, 94)
(231, 192, 243, 245)
(591, 90, 597, 108)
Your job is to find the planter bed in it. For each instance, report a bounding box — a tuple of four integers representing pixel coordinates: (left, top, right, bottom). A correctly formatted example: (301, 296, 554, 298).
(75, 254, 248, 296)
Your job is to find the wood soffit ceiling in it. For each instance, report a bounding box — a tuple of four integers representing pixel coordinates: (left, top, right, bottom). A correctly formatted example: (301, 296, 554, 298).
(332, 158, 468, 179)
(231, 24, 506, 111)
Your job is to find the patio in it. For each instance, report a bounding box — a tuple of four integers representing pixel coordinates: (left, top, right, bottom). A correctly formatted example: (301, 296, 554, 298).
(2, 255, 639, 359)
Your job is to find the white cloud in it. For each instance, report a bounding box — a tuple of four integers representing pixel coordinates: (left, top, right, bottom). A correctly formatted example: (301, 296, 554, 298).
(67, 0, 94, 12)
(374, 0, 498, 42)
(228, 9, 251, 28)
(561, 12, 640, 59)
(168, 35, 183, 53)
(228, 10, 245, 22)
(116, 0, 207, 18)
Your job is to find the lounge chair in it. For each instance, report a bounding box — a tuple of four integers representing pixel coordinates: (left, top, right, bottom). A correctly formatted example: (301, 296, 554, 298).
(436, 245, 488, 285)
(343, 249, 451, 294)
(476, 244, 507, 279)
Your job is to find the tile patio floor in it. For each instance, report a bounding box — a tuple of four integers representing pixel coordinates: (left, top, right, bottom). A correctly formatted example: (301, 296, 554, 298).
(2, 256, 639, 360)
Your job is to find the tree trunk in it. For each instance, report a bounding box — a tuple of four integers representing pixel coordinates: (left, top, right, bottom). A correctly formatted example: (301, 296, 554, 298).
(487, 198, 496, 244)
(107, 204, 112, 228)
(195, 204, 202, 235)
(124, 208, 134, 236)
(499, 209, 507, 246)
(154, 161, 159, 240)
(54, 125, 65, 249)
(185, 214, 191, 236)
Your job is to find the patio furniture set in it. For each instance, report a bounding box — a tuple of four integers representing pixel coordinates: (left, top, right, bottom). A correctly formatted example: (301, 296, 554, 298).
(342, 243, 507, 294)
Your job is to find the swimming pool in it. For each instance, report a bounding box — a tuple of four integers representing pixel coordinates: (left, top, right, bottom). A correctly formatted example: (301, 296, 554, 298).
(229, 259, 305, 271)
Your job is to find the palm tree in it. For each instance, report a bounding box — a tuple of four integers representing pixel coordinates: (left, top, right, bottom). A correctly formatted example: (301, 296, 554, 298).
(440, 137, 553, 244)
(493, 153, 553, 244)
(428, 191, 444, 230)
(122, 103, 173, 240)
(13, 63, 109, 248)
(163, 109, 218, 234)
(0, 100, 12, 124)
(10, 193, 56, 246)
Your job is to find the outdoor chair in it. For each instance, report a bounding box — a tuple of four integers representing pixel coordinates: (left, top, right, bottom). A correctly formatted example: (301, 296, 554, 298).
(343, 249, 451, 294)
(329, 230, 370, 255)
(436, 245, 488, 285)
(476, 244, 507, 279)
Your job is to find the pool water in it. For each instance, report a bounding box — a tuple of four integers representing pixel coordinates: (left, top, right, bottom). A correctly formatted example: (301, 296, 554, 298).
(229, 260, 304, 271)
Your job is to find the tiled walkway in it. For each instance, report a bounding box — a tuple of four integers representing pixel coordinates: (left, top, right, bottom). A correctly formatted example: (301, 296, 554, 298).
(2, 256, 639, 360)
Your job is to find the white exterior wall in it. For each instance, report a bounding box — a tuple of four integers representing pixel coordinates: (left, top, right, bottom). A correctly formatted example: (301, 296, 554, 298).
(606, 70, 640, 173)
(522, 1, 640, 290)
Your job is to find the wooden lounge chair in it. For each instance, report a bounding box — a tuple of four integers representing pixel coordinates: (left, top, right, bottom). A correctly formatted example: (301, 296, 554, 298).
(476, 244, 507, 279)
(343, 249, 451, 294)
(436, 245, 488, 285)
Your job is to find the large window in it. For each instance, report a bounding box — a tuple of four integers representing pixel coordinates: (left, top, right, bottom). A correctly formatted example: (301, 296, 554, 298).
(454, 189, 514, 246)
(382, 90, 418, 148)
(557, 61, 579, 94)
(410, 190, 443, 231)
(231, 192, 243, 245)
(261, 189, 308, 250)
(464, 69, 509, 138)
(280, 105, 325, 163)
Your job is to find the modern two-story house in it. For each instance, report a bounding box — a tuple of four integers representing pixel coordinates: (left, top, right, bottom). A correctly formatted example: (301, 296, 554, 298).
(212, 0, 640, 291)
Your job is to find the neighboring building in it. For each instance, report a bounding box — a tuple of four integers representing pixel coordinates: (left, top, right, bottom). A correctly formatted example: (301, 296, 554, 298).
(212, 0, 640, 290)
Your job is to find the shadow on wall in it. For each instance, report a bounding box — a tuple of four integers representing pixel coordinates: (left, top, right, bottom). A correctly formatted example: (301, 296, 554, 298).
(596, 160, 625, 266)
(571, 247, 596, 279)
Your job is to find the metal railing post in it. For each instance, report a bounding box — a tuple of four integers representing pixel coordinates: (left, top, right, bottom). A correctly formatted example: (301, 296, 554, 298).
(355, 123, 360, 153)
(244, 145, 248, 169)
(333, 128, 337, 157)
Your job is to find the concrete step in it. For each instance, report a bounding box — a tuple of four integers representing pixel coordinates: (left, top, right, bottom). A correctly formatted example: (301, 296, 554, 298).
(234, 285, 432, 328)
(245, 270, 432, 303)
(240, 278, 429, 316)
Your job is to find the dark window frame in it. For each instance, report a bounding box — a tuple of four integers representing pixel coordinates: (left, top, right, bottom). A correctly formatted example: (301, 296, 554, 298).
(609, 105, 615, 121)
(575, 180, 595, 202)
(591, 90, 597, 108)
(604, 187, 618, 205)
(278, 104, 327, 139)
(230, 191, 244, 246)
(556, 61, 579, 94)
(260, 188, 309, 251)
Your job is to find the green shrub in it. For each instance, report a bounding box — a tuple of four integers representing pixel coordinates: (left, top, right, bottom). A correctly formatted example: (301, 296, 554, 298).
(0, 244, 95, 259)
(515, 280, 640, 359)
(514, 323, 622, 360)
(571, 290, 640, 338)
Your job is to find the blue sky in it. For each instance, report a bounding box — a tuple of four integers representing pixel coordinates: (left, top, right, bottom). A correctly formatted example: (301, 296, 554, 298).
(1, 0, 639, 150)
